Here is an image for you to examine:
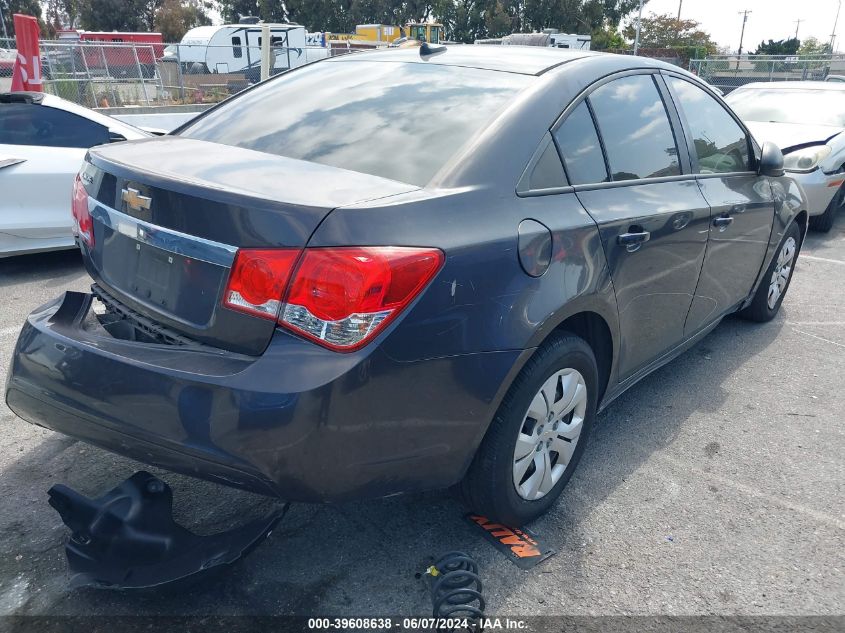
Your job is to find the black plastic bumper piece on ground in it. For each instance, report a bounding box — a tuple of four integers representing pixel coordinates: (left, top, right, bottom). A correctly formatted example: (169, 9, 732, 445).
(47, 471, 286, 589)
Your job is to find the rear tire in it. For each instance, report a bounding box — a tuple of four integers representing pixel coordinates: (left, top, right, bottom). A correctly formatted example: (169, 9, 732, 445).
(808, 185, 843, 233)
(739, 221, 801, 322)
(460, 333, 598, 526)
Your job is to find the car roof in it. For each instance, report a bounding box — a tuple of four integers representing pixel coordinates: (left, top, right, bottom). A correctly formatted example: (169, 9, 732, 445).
(0, 91, 149, 139)
(325, 44, 599, 75)
(734, 81, 845, 92)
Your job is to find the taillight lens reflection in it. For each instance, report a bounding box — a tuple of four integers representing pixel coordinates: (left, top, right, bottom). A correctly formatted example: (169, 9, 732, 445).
(71, 174, 94, 248)
(223, 249, 300, 319)
(281, 247, 444, 351)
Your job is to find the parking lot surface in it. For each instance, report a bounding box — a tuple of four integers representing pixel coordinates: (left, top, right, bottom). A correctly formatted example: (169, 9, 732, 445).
(0, 215, 843, 619)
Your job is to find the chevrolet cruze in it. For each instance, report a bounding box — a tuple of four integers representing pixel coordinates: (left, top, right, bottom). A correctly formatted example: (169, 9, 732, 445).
(5, 47, 807, 525)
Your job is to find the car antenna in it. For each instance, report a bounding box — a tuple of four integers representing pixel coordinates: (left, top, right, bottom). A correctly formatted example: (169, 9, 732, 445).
(419, 41, 447, 58)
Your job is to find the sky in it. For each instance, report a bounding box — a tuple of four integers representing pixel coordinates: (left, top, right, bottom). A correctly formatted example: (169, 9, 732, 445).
(641, 0, 844, 52)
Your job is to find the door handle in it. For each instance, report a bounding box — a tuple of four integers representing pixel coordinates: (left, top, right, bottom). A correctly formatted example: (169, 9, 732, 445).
(713, 216, 734, 231)
(617, 230, 650, 252)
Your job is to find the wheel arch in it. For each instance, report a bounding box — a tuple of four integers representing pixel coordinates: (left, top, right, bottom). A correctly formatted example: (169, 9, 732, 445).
(457, 307, 618, 508)
(489, 301, 619, 427)
(544, 311, 614, 406)
(794, 208, 809, 242)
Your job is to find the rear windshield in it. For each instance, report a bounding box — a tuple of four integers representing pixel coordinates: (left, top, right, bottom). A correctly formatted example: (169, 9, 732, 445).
(726, 88, 845, 127)
(179, 60, 532, 186)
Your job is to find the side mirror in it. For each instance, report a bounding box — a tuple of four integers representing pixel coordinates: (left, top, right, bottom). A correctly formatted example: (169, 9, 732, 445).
(758, 141, 785, 177)
(108, 131, 127, 143)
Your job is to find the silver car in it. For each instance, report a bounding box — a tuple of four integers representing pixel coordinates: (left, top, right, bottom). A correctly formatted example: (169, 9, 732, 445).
(726, 81, 845, 232)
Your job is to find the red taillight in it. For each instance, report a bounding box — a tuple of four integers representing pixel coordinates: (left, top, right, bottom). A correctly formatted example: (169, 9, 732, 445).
(222, 246, 444, 351)
(223, 249, 300, 319)
(280, 247, 444, 351)
(71, 174, 94, 247)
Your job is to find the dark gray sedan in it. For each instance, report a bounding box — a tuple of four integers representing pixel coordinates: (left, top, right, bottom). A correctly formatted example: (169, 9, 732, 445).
(6, 46, 807, 527)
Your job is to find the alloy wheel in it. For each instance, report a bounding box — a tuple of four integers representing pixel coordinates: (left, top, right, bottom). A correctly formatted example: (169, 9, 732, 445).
(512, 368, 588, 501)
(767, 236, 797, 310)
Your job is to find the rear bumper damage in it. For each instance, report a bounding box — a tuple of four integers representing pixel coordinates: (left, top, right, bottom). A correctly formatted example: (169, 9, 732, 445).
(49, 471, 286, 589)
(5, 291, 521, 502)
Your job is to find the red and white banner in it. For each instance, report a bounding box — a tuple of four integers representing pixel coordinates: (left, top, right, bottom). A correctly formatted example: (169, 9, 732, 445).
(11, 14, 42, 92)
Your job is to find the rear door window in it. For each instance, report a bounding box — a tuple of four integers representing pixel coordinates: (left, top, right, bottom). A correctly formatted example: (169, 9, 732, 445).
(589, 74, 681, 181)
(0, 103, 110, 148)
(666, 76, 751, 173)
(552, 101, 608, 185)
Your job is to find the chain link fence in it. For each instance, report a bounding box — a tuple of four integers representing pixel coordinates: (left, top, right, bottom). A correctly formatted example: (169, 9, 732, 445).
(1, 38, 16, 88)
(690, 55, 845, 93)
(23, 40, 838, 105)
(0, 37, 355, 107)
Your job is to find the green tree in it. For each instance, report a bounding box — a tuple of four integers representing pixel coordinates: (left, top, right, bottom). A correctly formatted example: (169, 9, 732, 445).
(798, 36, 832, 56)
(216, 0, 258, 23)
(622, 12, 716, 52)
(433, 0, 640, 44)
(285, 0, 354, 32)
(43, 0, 79, 33)
(753, 38, 800, 55)
(591, 25, 624, 51)
(258, 0, 288, 22)
(154, 0, 211, 41)
(485, 1, 514, 37)
(78, 0, 147, 30)
(140, 0, 166, 30)
(1, 0, 44, 38)
(433, 0, 485, 43)
(76, 0, 167, 31)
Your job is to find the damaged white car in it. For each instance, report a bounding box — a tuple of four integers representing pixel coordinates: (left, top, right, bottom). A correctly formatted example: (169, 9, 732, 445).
(727, 81, 845, 232)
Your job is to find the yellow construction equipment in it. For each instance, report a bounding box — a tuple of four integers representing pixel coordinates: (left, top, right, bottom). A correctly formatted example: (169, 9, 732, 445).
(405, 23, 443, 43)
(326, 23, 444, 45)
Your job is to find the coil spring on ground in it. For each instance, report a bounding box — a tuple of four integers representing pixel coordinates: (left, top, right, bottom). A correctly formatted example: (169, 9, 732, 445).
(428, 551, 485, 626)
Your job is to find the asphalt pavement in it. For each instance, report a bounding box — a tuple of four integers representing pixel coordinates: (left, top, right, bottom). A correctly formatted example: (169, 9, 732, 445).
(0, 214, 843, 620)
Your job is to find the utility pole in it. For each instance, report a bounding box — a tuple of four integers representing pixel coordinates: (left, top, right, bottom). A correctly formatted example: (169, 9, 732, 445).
(794, 18, 804, 41)
(737, 10, 751, 57)
(634, 0, 644, 55)
(677, 0, 683, 21)
(737, 9, 751, 71)
(830, 1, 842, 52)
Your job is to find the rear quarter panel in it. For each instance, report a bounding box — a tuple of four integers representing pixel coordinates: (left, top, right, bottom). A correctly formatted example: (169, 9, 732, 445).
(308, 187, 616, 364)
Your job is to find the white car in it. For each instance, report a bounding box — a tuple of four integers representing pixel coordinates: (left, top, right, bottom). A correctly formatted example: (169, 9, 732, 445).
(726, 81, 845, 232)
(1, 92, 150, 257)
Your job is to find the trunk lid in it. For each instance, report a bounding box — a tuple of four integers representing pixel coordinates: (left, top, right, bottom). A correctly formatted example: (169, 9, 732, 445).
(83, 137, 418, 355)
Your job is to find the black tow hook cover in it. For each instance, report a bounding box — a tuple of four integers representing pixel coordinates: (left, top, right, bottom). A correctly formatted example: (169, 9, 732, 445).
(48, 471, 285, 589)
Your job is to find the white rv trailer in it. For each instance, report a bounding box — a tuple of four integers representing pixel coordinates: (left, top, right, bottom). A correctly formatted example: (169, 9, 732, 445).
(548, 32, 591, 50)
(499, 30, 591, 50)
(165, 23, 325, 80)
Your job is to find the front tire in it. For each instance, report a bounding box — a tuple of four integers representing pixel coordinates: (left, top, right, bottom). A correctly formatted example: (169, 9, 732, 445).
(739, 221, 801, 322)
(460, 333, 598, 526)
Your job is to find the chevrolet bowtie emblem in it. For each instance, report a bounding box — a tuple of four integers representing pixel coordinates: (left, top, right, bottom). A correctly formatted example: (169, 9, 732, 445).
(121, 187, 152, 212)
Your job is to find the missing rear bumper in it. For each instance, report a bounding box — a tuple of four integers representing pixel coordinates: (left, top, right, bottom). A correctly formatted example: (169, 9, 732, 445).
(48, 471, 286, 590)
